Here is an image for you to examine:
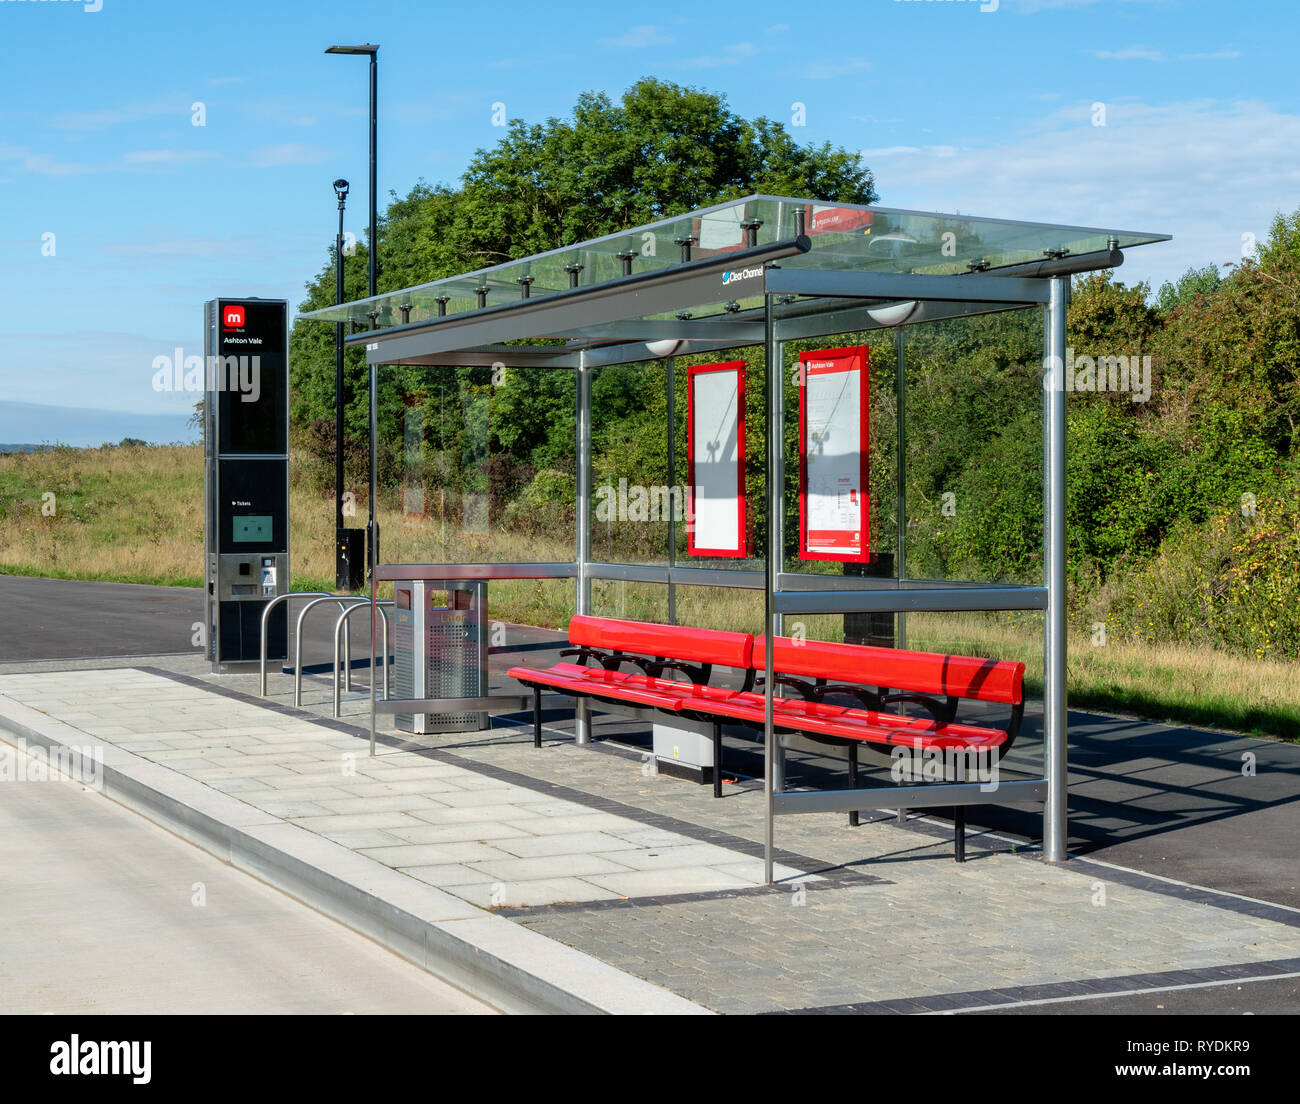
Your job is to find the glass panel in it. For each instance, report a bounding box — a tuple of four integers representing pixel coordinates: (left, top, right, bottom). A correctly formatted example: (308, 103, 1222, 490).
(590, 578, 671, 624)
(299, 193, 1170, 328)
(486, 578, 576, 641)
(376, 363, 575, 565)
(588, 580, 762, 660)
(778, 327, 901, 579)
(902, 308, 1045, 587)
(589, 361, 672, 567)
(669, 347, 765, 574)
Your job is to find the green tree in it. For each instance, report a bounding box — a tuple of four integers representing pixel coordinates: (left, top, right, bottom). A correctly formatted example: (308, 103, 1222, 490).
(1155, 263, 1222, 313)
(289, 77, 877, 494)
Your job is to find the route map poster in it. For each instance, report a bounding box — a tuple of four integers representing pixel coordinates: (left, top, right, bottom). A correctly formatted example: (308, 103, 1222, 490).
(798, 345, 869, 562)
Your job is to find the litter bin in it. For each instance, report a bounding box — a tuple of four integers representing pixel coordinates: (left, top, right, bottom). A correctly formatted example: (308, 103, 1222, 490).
(393, 579, 488, 734)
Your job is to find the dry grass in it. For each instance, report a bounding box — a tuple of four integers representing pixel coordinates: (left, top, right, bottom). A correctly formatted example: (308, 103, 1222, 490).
(1, 444, 1294, 739)
(0, 444, 204, 585)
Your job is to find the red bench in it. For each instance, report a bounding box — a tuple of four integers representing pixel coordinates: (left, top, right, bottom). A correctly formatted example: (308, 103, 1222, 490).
(509, 616, 1025, 857)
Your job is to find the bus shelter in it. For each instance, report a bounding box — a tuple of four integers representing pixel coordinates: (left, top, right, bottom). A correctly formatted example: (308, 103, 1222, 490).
(301, 195, 1169, 880)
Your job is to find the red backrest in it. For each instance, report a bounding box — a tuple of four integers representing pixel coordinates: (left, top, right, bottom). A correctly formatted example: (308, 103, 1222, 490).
(752, 636, 1024, 705)
(569, 615, 753, 669)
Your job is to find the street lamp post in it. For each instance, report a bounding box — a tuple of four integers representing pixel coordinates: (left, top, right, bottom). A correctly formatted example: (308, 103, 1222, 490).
(326, 43, 379, 591)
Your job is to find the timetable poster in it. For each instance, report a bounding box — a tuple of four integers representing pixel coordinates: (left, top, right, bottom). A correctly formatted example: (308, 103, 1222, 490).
(798, 346, 869, 562)
(687, 360, 747, 557)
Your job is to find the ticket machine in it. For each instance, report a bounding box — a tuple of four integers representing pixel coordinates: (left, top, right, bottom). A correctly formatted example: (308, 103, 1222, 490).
(203, 297, 290, 672)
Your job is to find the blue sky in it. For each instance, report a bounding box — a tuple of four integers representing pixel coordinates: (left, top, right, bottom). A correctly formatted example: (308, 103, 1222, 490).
(1, 0, 1296, 443)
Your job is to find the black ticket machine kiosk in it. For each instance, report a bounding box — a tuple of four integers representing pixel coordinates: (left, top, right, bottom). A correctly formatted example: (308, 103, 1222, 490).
(204, 297, 290, 672)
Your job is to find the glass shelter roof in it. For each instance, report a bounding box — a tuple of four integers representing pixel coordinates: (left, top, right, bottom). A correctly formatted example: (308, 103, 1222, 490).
(300, 194, 1170, 334)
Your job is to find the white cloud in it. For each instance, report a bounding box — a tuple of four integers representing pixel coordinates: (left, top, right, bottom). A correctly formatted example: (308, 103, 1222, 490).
(665, 55, 741, 70)
(120, 150, 219, 167)
(51, 96, 187, 132)
(1085, 46, 1243, 62)
(13, 150, 103, 176)
(0, 144, 217, 176)
(245, 143, 332, 168)
(113, 234, 255, 259)
(1087, 47, 1165, 61)
(600, 25, 674, 49)
(858, 99, 1300, 288)
(801, 58, 872, 79)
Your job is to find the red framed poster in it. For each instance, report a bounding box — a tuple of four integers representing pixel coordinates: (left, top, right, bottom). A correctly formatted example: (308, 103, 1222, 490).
(798, 345, 869, 562)
(687, 360, 747, 558)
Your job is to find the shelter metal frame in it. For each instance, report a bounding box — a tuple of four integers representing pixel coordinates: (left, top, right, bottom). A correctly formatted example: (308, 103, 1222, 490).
(302, 195, 1168, 880)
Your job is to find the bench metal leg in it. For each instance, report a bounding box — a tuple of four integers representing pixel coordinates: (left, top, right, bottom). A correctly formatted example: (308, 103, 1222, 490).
(848, 743, 860, 827)
(954, 805, 966, 863)
(712, 722, 722, 798)
(532, 685, 542, 749)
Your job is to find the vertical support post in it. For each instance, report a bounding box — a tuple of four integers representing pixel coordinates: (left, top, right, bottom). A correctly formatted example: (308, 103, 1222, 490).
(363, 45, 379, 731)
(367, 50, 377, 302)
(1043, 276, 1069, 861)
(763, 293, 779, 885)
(848, 743, 859, 828)
(894, 327, 907, 649)
(712, 722, 722, 799)
(368, 350, 379, 759)
(771, 338, 786, 793)
(666, 356, 677, 626)
(575, 352, 593, 745)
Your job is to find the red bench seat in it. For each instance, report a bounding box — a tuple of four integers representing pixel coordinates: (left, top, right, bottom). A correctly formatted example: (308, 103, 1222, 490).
(516, 665, 1009, 751)
(509, 616, 1025, 855)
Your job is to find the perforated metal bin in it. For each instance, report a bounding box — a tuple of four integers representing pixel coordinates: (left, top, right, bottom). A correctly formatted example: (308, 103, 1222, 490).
(393, 579, 488, 734)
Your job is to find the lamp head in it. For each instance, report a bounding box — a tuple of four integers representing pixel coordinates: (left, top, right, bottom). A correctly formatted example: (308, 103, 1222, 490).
(645, 339, 684, 359)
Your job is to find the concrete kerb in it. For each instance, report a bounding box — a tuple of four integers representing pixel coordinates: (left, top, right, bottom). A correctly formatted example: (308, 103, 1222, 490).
(0, 693, 711, 1016)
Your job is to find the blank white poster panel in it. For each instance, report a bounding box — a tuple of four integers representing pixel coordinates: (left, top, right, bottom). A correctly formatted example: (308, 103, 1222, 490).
(688, 362, 746, 557)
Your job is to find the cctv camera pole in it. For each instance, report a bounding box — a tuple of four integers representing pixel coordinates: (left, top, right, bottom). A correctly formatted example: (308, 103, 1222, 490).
(334, 181, 349, 566)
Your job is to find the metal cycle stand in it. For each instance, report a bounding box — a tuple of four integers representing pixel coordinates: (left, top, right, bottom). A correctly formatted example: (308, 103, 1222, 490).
(260, 590, 364, 697)
(333, 601, 393, 717)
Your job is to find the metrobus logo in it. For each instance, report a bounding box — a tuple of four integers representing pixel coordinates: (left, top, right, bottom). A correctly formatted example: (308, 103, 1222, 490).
(721, 266, 763, 286)
(223, 305, 245, 329)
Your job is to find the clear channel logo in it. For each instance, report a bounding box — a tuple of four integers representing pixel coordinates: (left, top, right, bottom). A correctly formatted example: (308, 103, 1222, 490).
(721, 266, 763, 286)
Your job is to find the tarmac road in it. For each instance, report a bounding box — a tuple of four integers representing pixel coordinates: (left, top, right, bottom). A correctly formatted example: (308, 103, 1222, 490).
(0, 741, 493, 1014)
(0, 576, 204, 660)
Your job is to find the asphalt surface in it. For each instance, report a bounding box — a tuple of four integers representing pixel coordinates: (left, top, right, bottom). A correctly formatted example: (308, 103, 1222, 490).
(0, 574, 351, 669)
(979, 975, 1300, 1015)
(0, 575, 204, 661)
(0, 742, 493, 1014)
